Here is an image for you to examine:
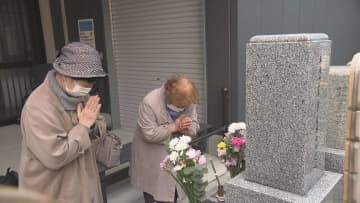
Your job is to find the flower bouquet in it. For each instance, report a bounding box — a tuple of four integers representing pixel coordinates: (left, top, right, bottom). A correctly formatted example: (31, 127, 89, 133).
(217, 122, 246, 178)
(161, 135, 208, 203)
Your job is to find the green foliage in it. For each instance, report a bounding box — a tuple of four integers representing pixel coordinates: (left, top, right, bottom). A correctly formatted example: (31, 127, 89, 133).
(173, 165, 208, 203)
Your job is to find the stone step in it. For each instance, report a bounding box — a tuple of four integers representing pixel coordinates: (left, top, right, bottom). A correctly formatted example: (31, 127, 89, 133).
(203, 154, 230, 190)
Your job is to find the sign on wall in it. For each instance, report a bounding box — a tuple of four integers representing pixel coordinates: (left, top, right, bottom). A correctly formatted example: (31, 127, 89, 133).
(78, 18, 96, 48)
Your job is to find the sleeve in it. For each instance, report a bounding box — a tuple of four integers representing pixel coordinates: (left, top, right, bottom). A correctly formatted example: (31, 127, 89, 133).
(137, 102, 172, 144)
(185, 104, 200, 137)
(21, 106, 92, 170)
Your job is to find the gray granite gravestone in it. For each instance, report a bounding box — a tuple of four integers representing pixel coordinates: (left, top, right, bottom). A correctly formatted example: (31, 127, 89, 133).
(326, 66, 349, 150)
(225, 34, 343, 203)
(320, 66, 348, 174)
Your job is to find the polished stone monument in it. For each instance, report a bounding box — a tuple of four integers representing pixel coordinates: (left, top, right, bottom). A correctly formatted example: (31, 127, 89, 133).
(225, 34, 343, 203)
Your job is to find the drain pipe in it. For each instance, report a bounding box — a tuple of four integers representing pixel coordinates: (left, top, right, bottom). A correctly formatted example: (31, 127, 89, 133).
(343, 53, 360, 203)
(222, 87, 230, 126)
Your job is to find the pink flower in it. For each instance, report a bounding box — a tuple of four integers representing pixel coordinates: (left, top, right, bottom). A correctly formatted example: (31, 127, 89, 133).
(195, 150, 202, 158)
(230, 158, 237, 166)
(225, 161, 232, 167)
(217, 148, 227, 157)
(198, 155, 207, 165)
(160, 155, 170, 169)
(231, 137, 245, 147)
(163, 155, 170, 162)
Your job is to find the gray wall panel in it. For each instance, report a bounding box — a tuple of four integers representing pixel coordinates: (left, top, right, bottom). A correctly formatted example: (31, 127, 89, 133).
(262, 0, 283, 34)
(299, 0, 315, 32)
(205, 0, 231, 126)
(312, 0, 328, 33)
(237, 0, 262, 121)
(282, 0, 300, 33)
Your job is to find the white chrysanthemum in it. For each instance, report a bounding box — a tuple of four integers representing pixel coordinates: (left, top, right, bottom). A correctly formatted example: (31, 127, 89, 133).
(179, 135, 192, 144)
(186, 148, 196, 159)
(169, 137, 179, 151)
(228, 122, 246, 133)
(174, 135, 191, 151)
(238, 122, 246, 130)
(169, 151, 178, 163)
(174, 165, 183, 171)
(175, 141, 189, 151)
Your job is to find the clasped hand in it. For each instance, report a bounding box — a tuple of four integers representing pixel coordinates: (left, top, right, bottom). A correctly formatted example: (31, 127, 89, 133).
(77, 95, 101, 128)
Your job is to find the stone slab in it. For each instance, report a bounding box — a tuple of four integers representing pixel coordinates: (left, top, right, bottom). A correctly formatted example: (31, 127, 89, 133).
(326, 66, 350, 150)
(245, 34, 330, 195)
(225, 171, 343, 203)
(320, 147, 345, 174)
(318, 41, 331, 147)
(249, 33, 329, 43)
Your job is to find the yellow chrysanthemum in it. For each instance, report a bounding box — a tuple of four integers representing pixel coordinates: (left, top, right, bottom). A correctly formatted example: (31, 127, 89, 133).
(217, 141, 227, 149)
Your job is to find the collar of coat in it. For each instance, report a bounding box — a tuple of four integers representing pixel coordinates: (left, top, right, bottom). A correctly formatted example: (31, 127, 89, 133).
(48, 69, 86, 111)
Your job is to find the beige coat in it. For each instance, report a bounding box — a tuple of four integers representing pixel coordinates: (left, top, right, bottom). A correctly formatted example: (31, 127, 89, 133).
(130, 87, 200, 202)
(19, 77, 106, 203)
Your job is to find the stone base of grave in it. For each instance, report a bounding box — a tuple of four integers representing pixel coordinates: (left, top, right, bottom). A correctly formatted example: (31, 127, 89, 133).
(224, 171, 343, 203)
(320, 147, 345, 174)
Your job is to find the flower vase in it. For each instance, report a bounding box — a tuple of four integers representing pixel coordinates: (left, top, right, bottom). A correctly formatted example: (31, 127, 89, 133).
(228, 160, 245, 178)
(215, 185, 225, 202)
(229, 166, 242, 178)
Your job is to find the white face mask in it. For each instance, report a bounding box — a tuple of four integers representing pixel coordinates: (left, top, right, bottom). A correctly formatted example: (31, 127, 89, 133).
(167, 104, 185, 113)
(65, 82, 92, 97)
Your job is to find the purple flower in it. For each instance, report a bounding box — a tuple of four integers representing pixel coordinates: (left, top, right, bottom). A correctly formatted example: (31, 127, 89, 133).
(225, 161, 232, 167)
(198, 155, 207, 165)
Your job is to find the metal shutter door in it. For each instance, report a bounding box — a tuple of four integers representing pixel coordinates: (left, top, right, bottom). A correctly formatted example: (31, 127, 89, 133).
(110, 0, 206, 131)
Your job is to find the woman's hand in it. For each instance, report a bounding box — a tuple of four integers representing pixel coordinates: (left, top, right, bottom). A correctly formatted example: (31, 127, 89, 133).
(77, 95, 101, 128)
(179, 115, 192, 134)
(170, 115, 192, 134)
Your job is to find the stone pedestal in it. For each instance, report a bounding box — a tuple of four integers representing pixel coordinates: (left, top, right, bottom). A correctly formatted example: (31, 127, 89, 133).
(226, 34, 342, 203)
(225, 172, 342, 203)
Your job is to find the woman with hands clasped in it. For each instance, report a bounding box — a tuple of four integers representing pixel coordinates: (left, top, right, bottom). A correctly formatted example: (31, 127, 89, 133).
(19, 42, 107, 203)
(130, 76, 200, 203)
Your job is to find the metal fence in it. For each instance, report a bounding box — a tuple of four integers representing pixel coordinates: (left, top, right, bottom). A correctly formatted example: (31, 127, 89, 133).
(0, 63, 32, 125)
(0, 0, 45, 125)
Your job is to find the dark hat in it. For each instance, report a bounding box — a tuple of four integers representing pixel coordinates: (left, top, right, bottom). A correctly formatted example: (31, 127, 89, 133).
(53, 42, 107, 78)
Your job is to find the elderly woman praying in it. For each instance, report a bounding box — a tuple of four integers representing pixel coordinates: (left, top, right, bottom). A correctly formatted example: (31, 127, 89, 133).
(130, 76, 200, 203)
